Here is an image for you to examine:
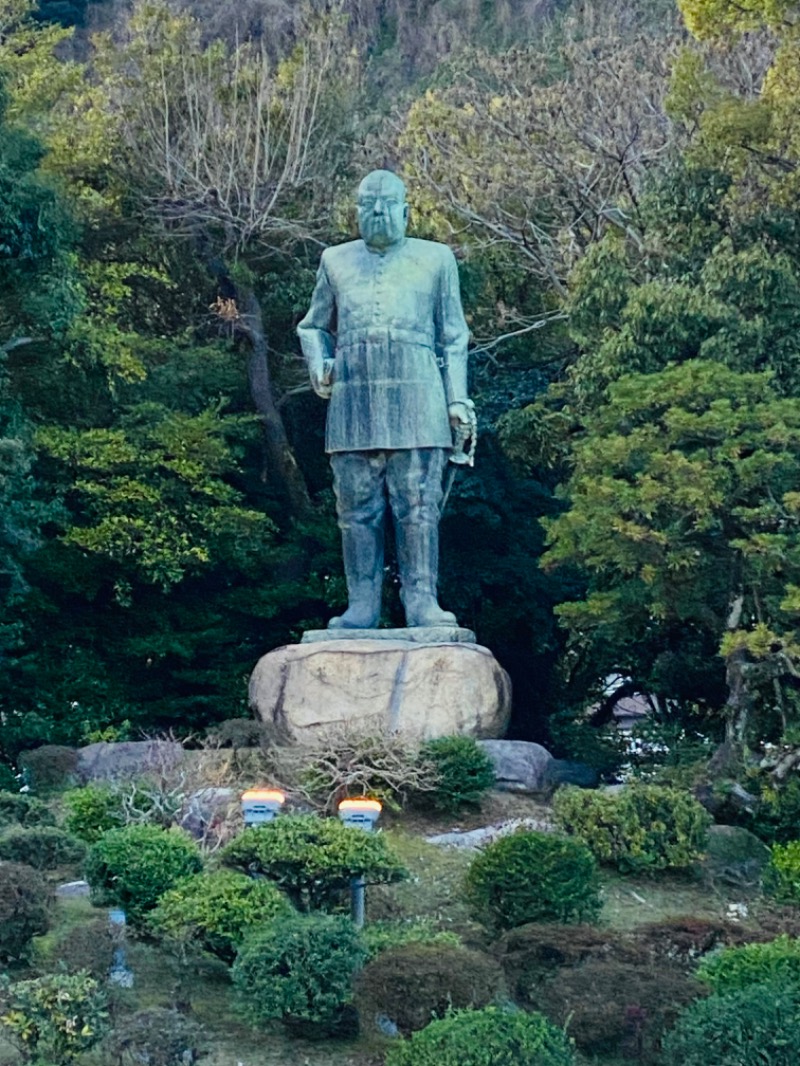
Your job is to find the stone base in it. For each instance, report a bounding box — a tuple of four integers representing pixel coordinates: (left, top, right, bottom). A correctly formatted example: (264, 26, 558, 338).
(301, 626, 476, 644)
(249, 638, 511, 744)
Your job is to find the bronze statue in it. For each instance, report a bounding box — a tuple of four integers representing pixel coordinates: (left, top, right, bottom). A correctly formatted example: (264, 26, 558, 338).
(298, 169, 473, 629)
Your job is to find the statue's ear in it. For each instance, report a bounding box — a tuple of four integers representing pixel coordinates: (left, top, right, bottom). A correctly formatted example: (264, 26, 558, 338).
(402, 202, 410, 226)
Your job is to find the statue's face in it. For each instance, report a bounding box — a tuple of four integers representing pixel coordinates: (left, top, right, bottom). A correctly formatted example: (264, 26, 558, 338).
(357, 171, 408, 250)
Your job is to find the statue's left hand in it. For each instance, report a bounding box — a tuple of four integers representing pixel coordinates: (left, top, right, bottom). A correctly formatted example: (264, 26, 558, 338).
(448, 400, 474, 428)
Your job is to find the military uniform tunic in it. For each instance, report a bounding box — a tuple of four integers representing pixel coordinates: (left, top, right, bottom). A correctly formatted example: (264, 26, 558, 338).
(297, 236, 469, 453)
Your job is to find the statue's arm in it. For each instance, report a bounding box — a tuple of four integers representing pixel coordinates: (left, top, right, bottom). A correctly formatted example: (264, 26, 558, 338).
(297, 255, 336, 400)
(435, 248, 470, 407)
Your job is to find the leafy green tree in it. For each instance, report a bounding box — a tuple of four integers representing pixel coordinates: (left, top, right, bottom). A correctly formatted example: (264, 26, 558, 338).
(543, 360, 800, 745)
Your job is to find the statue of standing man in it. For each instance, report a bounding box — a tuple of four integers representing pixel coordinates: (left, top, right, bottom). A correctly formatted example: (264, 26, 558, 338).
(297, 169, 473, 629)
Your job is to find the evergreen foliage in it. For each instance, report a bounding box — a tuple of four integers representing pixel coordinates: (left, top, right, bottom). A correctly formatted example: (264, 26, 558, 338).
(464, 829, 602, 929)
(418, 735, 496, 812)
(384, 1006, 577, 1066)
(662, 982, 800, 1066)
(148, 870, 293, 963)
(0, 860, 51, 961)
(220, 814, 407, 911)
(231, 913, 364, 1035)
(84, 824, 203, 923)
(552, 783, 711, 874)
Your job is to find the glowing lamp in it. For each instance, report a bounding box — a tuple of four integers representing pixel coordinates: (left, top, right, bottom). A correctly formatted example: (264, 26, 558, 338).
(241, 788, 286, 826)
(337, 798, 382, 833)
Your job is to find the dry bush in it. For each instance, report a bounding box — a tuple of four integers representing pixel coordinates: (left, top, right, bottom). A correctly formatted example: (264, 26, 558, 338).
(263, 718, 439, 813)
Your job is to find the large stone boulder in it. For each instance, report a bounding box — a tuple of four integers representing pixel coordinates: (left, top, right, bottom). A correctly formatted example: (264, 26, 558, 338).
(76, 740, 184, 783)
(478, 740, 598, 793)
(249, 639, 511, 744)
(699, 824, 771, 889)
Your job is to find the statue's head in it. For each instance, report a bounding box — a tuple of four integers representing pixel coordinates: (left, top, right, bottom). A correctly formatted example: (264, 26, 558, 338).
(357, 170, 408, 250)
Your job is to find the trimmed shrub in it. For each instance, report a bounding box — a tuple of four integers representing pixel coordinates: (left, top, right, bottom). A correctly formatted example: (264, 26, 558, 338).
(361, 919, 461, 961)
(635, 917, 741, 964)
(697, 935, 800, 994)
(384, 1006, 576, 1066)
(220, 814, 407, 911)
(84, 824, 203, 924)
(497, 923, 640, 1000)
(19, 745, 79, 793)
(63, 784, 125, 843)
(232, 913, 364, 1036)
(149, 869, 293, 962)
(418, 736, 495, 812)
(464, 830, 602, 930)
(355, 943, 503, 1035)
(553, 783, 711, 874)
(763, 840, 800, 904)
(0, 790, 55, 828)
(0, 971, 110, 1065)
(0, 826, 86, 870)
(0, 861, 52, 961)
(105, 1007, 207, 1066)
(535, 957, 701, 1061)
(661, 982, 800, 1066)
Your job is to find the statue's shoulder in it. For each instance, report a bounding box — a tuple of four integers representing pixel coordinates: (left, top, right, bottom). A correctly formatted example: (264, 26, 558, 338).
(320, 240, 362, 269)
(406, 237, 457, 265)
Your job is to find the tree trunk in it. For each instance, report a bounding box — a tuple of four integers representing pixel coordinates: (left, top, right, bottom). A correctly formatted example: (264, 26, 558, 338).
(234, 283, 313, 518)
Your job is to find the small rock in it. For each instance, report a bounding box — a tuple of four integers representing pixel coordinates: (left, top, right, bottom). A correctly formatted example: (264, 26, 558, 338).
(56, 880, 91, 898)
(426, 817, 554, 849)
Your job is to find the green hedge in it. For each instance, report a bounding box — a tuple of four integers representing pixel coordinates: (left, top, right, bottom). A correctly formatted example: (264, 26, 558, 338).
(553, 783, 710, 874)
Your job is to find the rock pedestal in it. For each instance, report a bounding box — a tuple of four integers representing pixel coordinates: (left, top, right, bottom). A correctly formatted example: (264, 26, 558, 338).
(249, 631, 511, 744)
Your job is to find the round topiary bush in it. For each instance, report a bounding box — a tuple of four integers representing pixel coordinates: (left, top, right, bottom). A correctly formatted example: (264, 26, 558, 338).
(384, 1006, 576, 1066)
(0, 826, 86, 870)
(661, 982, 800, 1066)
(19, 745, 79, 793)
(149, 869, 293, 962)
(0, 791, 55, 828)
(355, 943, 503, 1035)
(220, 813, 407, 911)
(105, 1007, 207, 1066)
(0, 861, 52, 961)
(696, 935, 800, 994)
(232, 913, 365, 1036)
(553, 783, 711, 874)
(763, 840, 800, 904)
(84, 824, 203, 924)
(464, 830, 602, 930)
(63, 784, 125, 844)
(418, 736, 496, 812)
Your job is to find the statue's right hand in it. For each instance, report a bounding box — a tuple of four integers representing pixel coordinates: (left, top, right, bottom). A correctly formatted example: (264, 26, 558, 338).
(311, 358, 334, 399)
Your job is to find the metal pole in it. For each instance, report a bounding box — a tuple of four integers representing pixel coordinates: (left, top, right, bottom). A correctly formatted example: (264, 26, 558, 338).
(351, 876, 365, 929)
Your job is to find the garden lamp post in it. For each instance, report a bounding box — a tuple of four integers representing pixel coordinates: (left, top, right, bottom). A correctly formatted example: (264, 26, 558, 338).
(241, 788, 285, 827)
(337, 798, 382, 929)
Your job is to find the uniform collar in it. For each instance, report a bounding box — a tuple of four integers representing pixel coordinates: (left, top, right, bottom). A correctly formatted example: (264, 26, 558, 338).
(363, 237, 407, 257)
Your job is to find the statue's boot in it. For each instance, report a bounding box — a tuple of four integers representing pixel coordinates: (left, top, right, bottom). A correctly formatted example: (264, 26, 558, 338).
(328, 522, 384, 629)
(396, 519, 457, 628)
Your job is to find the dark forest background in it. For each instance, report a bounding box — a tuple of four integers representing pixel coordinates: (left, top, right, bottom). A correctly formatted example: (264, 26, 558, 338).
(2, 0, 800, 773)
